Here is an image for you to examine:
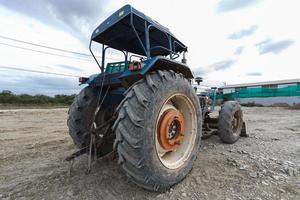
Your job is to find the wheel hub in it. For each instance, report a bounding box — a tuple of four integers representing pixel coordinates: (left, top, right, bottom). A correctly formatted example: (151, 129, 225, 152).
(232, 111, 242, 133)
(158, 109, 185, 150)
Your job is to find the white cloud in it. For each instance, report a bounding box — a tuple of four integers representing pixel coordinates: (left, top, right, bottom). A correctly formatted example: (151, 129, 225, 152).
(0, 0, 299, 94)
(0, 6, 100, 95)
(228, 25, 258, 40)
(257, 39, 294, 55)
(216, 0, 261, 13)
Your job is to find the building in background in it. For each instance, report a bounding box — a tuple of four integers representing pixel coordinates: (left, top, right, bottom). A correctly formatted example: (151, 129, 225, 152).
(218, 79, 300, 106)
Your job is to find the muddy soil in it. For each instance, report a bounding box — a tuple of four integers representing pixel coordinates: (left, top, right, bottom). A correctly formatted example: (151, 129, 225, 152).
(0, 107, 299, 200)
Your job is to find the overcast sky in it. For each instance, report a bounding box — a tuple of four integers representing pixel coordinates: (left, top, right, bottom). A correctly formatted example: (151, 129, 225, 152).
(0, 0, 299, 95)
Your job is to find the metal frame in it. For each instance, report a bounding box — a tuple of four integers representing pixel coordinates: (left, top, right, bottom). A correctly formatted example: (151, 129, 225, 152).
(89, 12, 187, 73)
(89, 42, 128, 73)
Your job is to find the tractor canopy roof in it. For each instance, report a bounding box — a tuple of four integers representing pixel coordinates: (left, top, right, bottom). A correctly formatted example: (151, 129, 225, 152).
(91, 4, 187, 57)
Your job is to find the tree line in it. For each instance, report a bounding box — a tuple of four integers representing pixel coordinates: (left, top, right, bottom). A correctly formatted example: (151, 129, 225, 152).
(0, 91, 75, 105)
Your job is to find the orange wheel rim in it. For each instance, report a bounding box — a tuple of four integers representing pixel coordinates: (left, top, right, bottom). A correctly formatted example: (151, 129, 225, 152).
(158, 109, 185, 151)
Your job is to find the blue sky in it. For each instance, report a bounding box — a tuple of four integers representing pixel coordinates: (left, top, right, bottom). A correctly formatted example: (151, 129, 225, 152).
(0, 0, 299, 95)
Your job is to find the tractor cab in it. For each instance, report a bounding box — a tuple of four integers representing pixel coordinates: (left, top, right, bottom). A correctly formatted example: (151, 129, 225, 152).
(81, 4, 192, 88)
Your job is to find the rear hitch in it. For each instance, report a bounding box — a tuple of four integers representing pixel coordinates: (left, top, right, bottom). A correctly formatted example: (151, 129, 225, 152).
(65, 147, 88, 161)
(65, 117, 116, 170)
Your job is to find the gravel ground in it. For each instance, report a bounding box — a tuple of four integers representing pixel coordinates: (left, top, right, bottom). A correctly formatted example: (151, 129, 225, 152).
(0, 107, 299, 200)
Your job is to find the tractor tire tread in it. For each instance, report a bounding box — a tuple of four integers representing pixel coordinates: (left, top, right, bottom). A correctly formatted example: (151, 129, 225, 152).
(218, 101, 243, 144)
(67, 87, 95, 148)
(113, 70, 200, 192)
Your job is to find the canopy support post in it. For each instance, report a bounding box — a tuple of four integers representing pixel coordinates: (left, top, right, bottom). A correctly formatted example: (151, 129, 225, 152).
(145, 21, 151, 59)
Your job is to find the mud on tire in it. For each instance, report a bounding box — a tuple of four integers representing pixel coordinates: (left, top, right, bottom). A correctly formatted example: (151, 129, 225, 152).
(112, 70, 202, 192)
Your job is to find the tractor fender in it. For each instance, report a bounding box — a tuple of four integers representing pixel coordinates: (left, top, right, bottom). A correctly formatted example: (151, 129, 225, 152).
(119, 56, 194, 86)
(85, 56, 194, 88)
(140, 56, 193, 78)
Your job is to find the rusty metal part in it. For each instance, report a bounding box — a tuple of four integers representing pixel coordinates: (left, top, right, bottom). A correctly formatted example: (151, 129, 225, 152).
(158, 109, 185, 150)
(232, 110, 243, 135)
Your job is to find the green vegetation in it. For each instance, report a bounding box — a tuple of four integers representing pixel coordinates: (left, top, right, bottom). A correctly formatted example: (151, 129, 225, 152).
(0, 91, 75, 106)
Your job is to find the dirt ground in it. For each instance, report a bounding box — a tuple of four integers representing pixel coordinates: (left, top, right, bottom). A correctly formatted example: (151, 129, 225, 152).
(0, 107, 299, 200)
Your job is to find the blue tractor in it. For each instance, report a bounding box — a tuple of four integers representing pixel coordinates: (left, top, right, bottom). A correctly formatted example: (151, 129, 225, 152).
(67, 5, 246, 191)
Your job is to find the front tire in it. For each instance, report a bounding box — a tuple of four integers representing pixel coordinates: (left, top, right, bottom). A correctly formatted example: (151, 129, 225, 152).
(113, 70, 202, 191)
(218, 101, 243, 144)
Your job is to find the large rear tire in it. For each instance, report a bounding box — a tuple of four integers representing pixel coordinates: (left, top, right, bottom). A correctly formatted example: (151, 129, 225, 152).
(218, 101, 243, 144)
(67, 86, 113, 155)
(113, 70, 202, 191)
